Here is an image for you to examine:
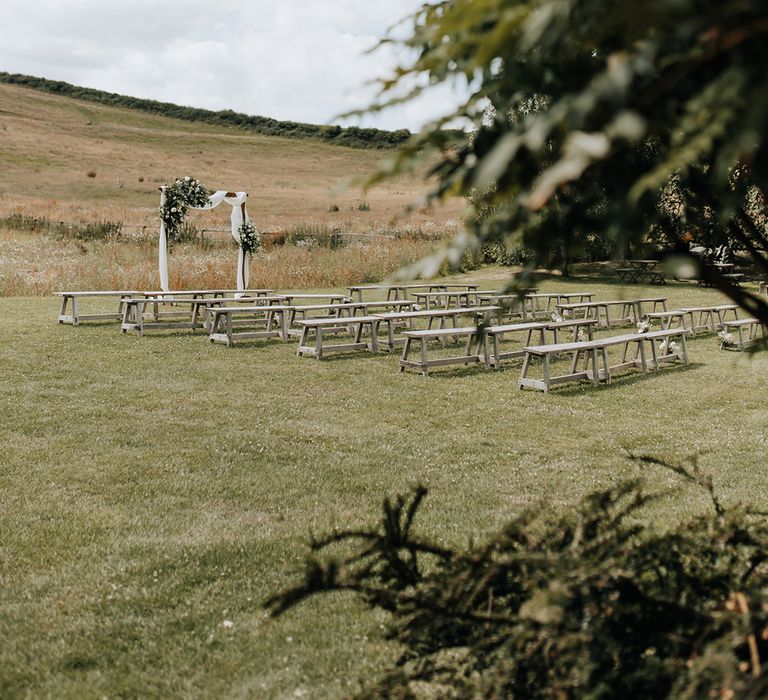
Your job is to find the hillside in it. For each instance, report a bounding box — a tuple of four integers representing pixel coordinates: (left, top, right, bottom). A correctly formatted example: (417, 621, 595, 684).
(0, 82, 463, 231)
(0, 72, 411, 150)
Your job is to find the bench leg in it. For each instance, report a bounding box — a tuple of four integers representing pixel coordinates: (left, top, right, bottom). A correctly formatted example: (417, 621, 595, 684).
(601, 347, 611, 383)
(680, 332, 689, 364)
(58, 295, 69, 323)
(71, 297, 79, 325)
(420, 338, 429, 376)
(225, 312, 234, 346)
(590, 349, 600, 386)
(542, 354, 550, 393)
(638, 340, 648, 375)
(400, 337, 412, 371)
(518, 351, 531, 389)
(297, 326, 309, 356)
(569, 349, 581, 374)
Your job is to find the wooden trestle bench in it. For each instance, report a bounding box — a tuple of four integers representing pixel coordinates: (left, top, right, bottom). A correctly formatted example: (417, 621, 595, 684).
(208, 306, 291, 345)
(375, 306, 500, 352)
(517, 328, 690, 393)
(557, 298, 667, 328)
(398, 317, 597, 375)
(55, 288, 276, 325)
(120, 295, 286, 335)
(296, 316, 383, 358)
(678, 305, 738, 333)
(721, 318, 767, 351)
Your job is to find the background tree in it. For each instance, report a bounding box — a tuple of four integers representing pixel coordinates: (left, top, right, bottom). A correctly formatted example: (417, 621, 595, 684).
(364, 0, 768, 323)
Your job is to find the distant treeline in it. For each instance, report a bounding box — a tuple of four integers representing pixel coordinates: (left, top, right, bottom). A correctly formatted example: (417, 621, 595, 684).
(0, 72, 413, 150)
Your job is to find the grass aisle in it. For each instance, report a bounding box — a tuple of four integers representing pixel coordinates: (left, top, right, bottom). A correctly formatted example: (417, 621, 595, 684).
(1, 276, 767, 697)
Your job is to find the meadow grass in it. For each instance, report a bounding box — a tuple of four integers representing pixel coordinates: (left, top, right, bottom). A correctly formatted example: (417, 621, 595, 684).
(0, 229, 443, 296)
(0, 82, 464, 232)
(1, 269, 767, 698)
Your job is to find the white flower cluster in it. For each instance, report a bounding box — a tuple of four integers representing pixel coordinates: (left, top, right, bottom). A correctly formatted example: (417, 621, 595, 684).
(637, 320, 650, 333)
(160, 176, 210, 241)
(659, 339, 678, 354)
(238, 220, 262, 255)
(551, 312, 563, 323)
(717, 330, 735, 348)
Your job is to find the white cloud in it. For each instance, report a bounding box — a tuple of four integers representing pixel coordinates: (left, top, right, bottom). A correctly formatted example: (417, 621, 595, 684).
(0, 0, 468, 131)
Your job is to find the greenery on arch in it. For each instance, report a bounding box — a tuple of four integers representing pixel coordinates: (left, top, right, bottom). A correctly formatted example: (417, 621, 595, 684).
(160, 176, 210, 242)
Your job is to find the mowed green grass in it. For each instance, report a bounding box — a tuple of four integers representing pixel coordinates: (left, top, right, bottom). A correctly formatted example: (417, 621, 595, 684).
(1, 271, 767, 698)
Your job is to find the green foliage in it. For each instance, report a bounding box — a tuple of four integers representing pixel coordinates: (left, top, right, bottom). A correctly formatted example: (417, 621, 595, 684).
(0, 214, 121, 241)
(0, 72, 411, 150)
(268, 459, 768, 698)
(238, 220, 261, 256)
(363, 0, 768, 322)
(71, 220, 122, 241)
(160, 177, 209, 242)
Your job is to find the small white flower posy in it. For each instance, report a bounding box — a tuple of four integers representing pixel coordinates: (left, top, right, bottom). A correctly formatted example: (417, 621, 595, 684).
(551, 312, 563, 323)
(658, 340, 678, 355)
(718, 330, 735, 349)
(637, 321, 650, 333)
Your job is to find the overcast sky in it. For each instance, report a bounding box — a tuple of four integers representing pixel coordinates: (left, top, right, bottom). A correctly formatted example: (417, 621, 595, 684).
(0, 0, 467, 132)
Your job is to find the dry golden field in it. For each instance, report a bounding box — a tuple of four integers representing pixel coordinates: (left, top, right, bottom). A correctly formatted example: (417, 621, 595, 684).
(0, 82, 464, 232)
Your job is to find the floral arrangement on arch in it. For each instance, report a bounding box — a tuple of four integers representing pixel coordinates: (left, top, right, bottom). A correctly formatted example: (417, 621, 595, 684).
(160, 176, 210, 241)
(238, 220, 261, 256)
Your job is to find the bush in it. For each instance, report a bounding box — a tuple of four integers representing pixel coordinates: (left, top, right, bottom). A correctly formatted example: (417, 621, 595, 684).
(267, 457, 768, 699)
(73, 220, 122, 241)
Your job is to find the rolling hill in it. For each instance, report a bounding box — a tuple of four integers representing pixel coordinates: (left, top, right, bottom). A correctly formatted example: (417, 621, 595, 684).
(0, 80, 463, 231)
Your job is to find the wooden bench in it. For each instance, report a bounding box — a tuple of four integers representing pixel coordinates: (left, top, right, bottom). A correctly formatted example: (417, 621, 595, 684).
(518, 328, 690, 393)
(412, 289, 497, 309)
(348, 283, 478, 302)
(55, 290, 141, 324)
(190, 295, 289, 330)
(643, 310, 688, 332)
(485, 318, 598, 367)
(523, 292, 595, 319)
(679, 305, 738, 333)
(399, 327, 488, 375)
(374, 306, 501, 352)
(557, 298, 667, 328)
(296, 316, 382, 359)
(721, 318, 766, 351)
(285, 300, 416, 337)
(208, 306, 291, 346)
(722, 273, 744, 287)
(120, 297, 208, 335)
(397, 317, 597, 375)
(616, 267, 638, 282)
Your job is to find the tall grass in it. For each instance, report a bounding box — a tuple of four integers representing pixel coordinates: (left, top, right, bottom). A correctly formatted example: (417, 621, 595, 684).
(0, 228, 443, 295)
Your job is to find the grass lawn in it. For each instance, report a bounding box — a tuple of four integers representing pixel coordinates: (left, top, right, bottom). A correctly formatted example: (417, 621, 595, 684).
(1, 269, 767, 698)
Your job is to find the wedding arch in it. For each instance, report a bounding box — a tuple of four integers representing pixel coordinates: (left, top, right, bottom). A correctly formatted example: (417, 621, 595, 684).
(158, 178, 256, 294)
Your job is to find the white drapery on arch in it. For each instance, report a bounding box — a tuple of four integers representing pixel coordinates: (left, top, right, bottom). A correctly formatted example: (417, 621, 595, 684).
(159, 189, 250, 295)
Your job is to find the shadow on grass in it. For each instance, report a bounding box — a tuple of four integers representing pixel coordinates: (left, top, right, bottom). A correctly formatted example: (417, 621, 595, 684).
(551, 361, 705, 397)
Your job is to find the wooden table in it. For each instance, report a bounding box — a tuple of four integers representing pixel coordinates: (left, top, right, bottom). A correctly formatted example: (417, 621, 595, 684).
(620, 260, 666, 285)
